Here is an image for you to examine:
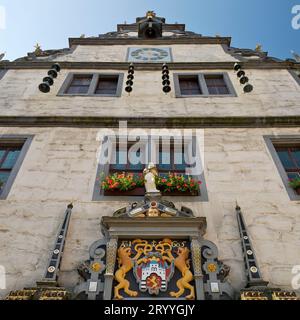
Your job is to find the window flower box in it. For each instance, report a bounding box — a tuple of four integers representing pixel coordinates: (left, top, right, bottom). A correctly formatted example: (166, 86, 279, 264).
(156, 174, 201, 196)
(104, 187, 146, 196)
(100, 172, 201, 197)
(101, 172, 145, 195)
(162, 190, 200, 197)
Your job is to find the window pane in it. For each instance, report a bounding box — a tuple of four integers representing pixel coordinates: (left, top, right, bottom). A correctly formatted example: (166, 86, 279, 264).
(205, 75, 230, 95)
(111, 150, 127, 170)
(287, 172, 300, 180)
(0, 150, 5, 162)
(277, 150, 294, 169)
(1, 150, 20, 169)
(174, 149, 186, 171)
(95, 76, 118, 95)
(292, 149, 300, 167)
(159, 150, 172, 170)
(128, 149, 144, 170)
(67, 86, 90, 94)
(72, 76, 92, 86)
(179, 76, 202, 95)
(0, 172, 10, 189)
(66, 75, 92, 94)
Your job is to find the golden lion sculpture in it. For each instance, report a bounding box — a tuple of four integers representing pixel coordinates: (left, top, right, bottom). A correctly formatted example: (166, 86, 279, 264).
(167, 247, 195, 300)
(114, 241, 144, 300)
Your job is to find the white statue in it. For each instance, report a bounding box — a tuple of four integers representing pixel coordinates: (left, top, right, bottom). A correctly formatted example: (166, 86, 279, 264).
(143, 163, 160, 194)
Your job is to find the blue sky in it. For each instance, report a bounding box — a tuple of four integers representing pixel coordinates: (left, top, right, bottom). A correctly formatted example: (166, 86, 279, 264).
(0, 0, 299, 61)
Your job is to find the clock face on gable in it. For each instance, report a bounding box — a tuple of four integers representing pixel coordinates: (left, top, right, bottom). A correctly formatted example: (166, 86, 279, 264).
(127, 47, 172, 63)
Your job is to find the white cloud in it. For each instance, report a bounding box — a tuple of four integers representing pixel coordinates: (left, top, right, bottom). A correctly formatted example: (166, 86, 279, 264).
(0, 6, 6, 30)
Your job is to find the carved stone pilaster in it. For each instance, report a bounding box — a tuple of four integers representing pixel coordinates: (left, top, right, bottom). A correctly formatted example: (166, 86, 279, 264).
(105, 237, 118, 276)
(103, 237, 118, 300)
(190, 237, 205, 300)
(191, 238, 202, 276)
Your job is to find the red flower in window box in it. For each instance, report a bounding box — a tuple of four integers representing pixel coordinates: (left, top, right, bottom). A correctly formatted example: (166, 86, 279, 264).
(101, 173, 144, 192)
(156, 173, 200, 196)
(100, 172, 200, 196)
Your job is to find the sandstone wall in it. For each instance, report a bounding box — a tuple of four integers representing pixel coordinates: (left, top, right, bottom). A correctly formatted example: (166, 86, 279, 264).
(0, 126, 299, 298)
(0, 68, 299, 118)
(55, 44, 237, 63)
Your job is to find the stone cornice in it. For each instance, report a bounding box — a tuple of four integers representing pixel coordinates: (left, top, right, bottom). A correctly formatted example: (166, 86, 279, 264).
(68, 36, 232, 46)
(101, 216, 207, 238)
(1, 61, 299, 70)
(0, 116, 300, 128)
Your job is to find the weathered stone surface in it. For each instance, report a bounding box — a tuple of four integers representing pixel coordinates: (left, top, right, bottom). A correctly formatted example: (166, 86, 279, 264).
(0, 68, 300, 119)
(54, 44, 237, 63)
(0, 35, 300, 299)
(0, 126, 298, 298)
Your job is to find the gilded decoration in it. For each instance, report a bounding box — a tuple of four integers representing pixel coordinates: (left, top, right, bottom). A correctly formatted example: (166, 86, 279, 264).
(114, 239, 195, 300)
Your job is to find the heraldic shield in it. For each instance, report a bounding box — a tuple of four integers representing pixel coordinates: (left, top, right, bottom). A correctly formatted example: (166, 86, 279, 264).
(134, 251, 175, 295)
(114, 238, 196, 300)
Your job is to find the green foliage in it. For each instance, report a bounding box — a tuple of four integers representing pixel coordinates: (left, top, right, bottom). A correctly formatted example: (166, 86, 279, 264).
(289, 177, 300, 189)
(101, 172, 144, 191)
(156, 173, 201, 193)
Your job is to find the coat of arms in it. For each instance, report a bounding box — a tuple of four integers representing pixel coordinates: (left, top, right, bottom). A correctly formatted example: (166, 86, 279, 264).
(114, 239, 195, 300)
(134, 252, 174, 295)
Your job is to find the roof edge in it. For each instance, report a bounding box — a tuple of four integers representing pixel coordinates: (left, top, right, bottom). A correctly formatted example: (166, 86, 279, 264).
(68, 36, 232, 47)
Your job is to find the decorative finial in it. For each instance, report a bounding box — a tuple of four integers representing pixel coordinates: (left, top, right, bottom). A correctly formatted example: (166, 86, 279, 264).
(255, 44, 262, 52)
(68, 203, 73, 209)
(146, 11, 156, 19)
(34, 43, 42, 55)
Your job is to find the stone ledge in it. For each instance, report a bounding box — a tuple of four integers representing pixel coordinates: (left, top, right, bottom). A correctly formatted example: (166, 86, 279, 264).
(1, 61, 299, 70)
(0, 116, 300, 128)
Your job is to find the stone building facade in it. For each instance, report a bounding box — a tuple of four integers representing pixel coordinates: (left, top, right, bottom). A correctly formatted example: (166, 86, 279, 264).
(0, 13, 300, 300)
